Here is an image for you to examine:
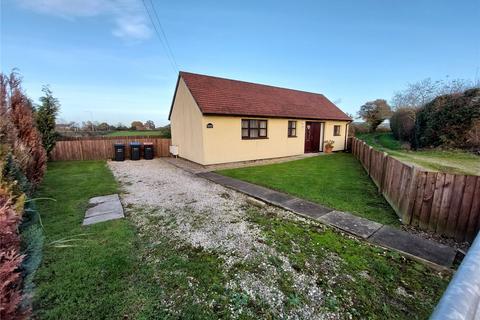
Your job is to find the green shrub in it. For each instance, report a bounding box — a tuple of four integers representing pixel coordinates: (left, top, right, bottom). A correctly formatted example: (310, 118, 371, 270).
(20, 201, 44, 311)
(390, 108, 416, 142)
(413, 88, 480, 149)
(36, 86, 60, 158)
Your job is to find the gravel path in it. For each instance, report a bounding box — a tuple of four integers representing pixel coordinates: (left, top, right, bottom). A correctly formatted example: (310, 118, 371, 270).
(108, 159, 342, 319)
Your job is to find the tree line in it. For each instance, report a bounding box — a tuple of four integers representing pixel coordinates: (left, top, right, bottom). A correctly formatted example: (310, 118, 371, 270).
(356, 77, 480, 150)
(57, 119, 160, 132)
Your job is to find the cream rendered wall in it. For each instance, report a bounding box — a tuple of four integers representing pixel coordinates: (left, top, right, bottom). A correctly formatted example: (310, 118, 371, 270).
(170, 78, 205, 164)
(323, 121, 348, 151)
(199, 117, 349, 165)
(201, 117, 306, 165)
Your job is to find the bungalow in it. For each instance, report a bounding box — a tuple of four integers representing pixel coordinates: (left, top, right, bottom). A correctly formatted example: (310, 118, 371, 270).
(168, 72, 352, 165)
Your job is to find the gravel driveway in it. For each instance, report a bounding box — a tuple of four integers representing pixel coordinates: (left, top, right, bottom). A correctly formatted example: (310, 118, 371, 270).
(108, 159, 341, 319)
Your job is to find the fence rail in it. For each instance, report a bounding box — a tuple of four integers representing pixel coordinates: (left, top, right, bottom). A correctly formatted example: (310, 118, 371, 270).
(350, 137, 480, 243)
(51, 136, 171, 161)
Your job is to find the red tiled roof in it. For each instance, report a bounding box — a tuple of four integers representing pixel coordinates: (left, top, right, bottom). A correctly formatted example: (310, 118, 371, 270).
(169, 71, 351, 121)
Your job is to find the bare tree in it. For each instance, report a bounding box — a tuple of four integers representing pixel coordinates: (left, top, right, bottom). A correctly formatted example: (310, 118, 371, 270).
(391, 77, 476, 110)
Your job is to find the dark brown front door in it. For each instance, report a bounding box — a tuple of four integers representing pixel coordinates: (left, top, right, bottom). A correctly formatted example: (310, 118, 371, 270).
(304, 122, 321, 153)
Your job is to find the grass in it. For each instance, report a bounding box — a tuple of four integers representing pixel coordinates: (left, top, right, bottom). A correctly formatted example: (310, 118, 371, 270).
(357, 132, 480, 175)
(104, 130, 169, 137)
(33, 161, 165, 319)
(32, 161, 449, 318)
(218, 153, 400, 226)
(247, 208, 450, 318)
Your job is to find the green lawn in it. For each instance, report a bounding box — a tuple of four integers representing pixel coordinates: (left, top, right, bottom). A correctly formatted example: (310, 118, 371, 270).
(104, 130, 169, 137)
(33, 161, 164, 319)
(218, 153, 400, 226)
(357, 132, 480, 175)
(32, 161, 449, 318)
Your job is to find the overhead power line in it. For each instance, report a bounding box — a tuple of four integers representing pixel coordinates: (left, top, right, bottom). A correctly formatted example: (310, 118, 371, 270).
(147, 0, 179, 71)
(141, 0, 179, 74)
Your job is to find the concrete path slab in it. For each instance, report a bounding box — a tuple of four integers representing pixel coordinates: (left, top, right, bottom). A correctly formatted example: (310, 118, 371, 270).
(197, 171, 456, 267)
(319, 211, 383, 238)
(198, 172, 278, 199)
(262, 191, 297, 205)
(369, 226, 456, 267)
(282, 198, 332, 219)
(82, 193, 124, 226)
(165, 154, 323, 174)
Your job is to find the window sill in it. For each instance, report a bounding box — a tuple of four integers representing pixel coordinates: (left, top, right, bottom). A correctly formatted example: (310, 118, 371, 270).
(242, 137, 268, 140)
(288, 136, 297, 138)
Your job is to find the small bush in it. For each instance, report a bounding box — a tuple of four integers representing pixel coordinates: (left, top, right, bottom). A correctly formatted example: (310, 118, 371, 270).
(390, 108, 416, 142)
(413, 88, 480, 149)
(349, 122, 369, 136)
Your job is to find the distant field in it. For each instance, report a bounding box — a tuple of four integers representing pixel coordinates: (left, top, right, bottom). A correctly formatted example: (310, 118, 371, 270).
(356, 133, 480, 176)
(105, 130, 168, 137)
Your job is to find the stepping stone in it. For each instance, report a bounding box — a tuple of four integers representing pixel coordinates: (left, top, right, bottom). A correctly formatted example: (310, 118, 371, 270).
(89, 194, 119, 205)
(319, 211, 383, 239)
(82, 193, 124, 226)
(85, 200, 123, 218)
(369, 226, 456, 267)
(282, 198, 332, 219)
(83, 211, 125, 226)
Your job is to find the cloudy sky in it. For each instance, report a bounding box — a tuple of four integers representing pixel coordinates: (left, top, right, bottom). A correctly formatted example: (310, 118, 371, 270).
(1, 0, 479, 126)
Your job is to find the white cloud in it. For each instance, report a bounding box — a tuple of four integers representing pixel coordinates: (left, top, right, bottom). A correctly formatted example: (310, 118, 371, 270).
(17, 0, 152, 40)
(112, 15, 151, 40)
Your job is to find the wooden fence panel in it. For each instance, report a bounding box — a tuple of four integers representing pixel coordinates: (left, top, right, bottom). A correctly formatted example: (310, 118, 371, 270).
(445, 175, 466, 237)
(465, 178, 480, 242)
(455, 176, 478, 242)
(429, 173, 446, 231)
(411, 171, 427, 227)
(437, 174, 455, 234)
(350, 137, 480, 243)
(418, 172, 437, 230)
(51, 136, 171, 161)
